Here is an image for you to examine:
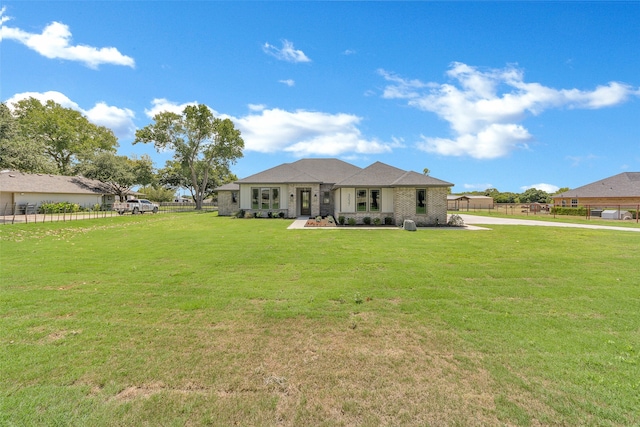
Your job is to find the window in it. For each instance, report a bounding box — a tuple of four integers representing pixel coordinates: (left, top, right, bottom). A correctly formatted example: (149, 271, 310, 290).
(416, 189, 426, 214)
(571, 199, 578, 207)
(561, 200, 566, 207)
(231, 192, 237, 203)
(252, 188, 259, 209)
(370, 189, 380, 212)
(323, 191, 330, 204)
(357, 189, 368, 212)
(252, 187, 281, 210)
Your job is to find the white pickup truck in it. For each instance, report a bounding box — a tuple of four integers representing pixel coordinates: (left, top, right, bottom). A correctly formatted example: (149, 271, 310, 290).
(113, 199, 159, 215)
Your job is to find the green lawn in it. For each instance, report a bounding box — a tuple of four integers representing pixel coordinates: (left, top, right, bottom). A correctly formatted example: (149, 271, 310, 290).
(1, 213, 639, 426)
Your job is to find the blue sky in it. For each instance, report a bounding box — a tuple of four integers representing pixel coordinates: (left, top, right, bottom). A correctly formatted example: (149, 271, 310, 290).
(2, 1, 639, 193)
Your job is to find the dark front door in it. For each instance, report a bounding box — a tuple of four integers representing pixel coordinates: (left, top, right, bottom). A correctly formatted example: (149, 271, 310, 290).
(300, 189, 311, 216)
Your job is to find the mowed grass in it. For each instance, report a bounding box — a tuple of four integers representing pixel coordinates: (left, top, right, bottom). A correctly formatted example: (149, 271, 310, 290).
(1, 213, 639, 426)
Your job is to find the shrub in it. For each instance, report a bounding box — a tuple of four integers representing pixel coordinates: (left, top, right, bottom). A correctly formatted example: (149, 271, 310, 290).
(244, 211, 253, 219)
(338, 216, 345, 225)
(278, 212, 285, 219)
(384, 216, 393, 225)
(347, 217, 356, 226)
(551, 206, 588, 216)
(373, 217, 381, 226)
(363, 217, 371, 225)
(236, 209, 245, 218)
(39, 201, 81, 214)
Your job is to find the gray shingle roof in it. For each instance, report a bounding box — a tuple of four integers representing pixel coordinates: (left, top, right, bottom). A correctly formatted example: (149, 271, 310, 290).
(0, 170, 113, 194)
(552, 172, 640, 198)
(235, 158, 362, 184)
(214, 182, 240, 191)
(334, 161, 453, 188)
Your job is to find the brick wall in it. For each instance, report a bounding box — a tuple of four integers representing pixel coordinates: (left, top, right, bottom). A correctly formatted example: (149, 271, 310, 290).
(217, 191, 238, 216)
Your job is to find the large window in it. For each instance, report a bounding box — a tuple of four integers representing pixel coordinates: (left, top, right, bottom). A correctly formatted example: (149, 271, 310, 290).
(370, 189, 380, 212)
(252, 187, 281, 210)
(356, 188, 382, 212)
(416, 189, 427, 214)
(357, 189, 368, 212)
(571, 199, 578, 207)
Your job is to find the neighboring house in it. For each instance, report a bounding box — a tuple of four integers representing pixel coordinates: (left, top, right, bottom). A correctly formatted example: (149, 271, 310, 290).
(447, 195, 494, 210)
(216, 158, 453, 226)
(0, 170, 116, 215)
(551, 172, 640, 208)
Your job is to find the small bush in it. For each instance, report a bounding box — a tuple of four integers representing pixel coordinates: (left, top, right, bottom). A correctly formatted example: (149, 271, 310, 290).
(551, 206, 588, 216)
(363, 217, 371, 225)
(373, 217, 381, 226)
(236, 209, 245, 218)
(347, 217, 356, 226)
(39, 201, 81, 214)
(384, 217, 393, 225)
(278, 212, 285, 219)
(338, 216, 345, 225)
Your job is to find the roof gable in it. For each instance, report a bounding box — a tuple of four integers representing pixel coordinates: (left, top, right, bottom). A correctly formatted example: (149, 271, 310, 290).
(236, 158, 362, 184)
(553, 172, 640, 198)
(335, 161, 453, 187)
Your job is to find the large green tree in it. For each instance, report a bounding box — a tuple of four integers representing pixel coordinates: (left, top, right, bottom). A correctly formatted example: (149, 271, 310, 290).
(12, 98, 118, 174)
(0, 103, 57, 173)
(76, 152, 155, 202)
(158, 159, 238, 203)
(134, 104, 244, 210)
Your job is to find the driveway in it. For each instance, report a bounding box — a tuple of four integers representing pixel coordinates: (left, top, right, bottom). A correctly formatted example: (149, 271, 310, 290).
(457, 214, 640, 233)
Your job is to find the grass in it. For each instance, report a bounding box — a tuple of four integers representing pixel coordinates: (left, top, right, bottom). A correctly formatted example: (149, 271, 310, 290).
(1, 212, 639, 426)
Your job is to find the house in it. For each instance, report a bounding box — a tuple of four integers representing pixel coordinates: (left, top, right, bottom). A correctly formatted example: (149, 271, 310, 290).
(447, 195, 494, 210)
(0, 170, 116, 215)
(216, 159, 453, 226)
(551, 172, 640, 208)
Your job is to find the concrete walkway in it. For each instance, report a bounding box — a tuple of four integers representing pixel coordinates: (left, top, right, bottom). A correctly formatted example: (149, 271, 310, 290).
(288, 215, 640, 232)
(457, 214, 640, 233)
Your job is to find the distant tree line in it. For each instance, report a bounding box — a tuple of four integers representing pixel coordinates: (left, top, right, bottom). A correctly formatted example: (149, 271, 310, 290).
(460, 187, 570, 204)
(0, 99, 243, 206)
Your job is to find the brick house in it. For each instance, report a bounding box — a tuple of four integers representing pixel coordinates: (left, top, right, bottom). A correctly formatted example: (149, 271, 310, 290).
(551, 172, 640, 208)
(215, 158, 453, 226)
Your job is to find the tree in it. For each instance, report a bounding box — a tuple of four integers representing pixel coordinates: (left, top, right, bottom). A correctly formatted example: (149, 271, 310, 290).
(0, 103, 57, 173)
(76, 152, 155, 202)
(423, 167, 430, 176)
(554, 187, 570, 195)
(519, 188, 551, 204)
(136, 185, 176, 202)
(158, 159, 238, 202)
(135, 104, 244, 210)
(12, 98, 118, 174)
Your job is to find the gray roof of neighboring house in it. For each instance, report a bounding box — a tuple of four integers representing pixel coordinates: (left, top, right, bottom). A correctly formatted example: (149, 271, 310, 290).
(0, 170, 113, 194)
(214, 182, 240, 191)
(235, 158, 363, 185)
(333, 161, 453, 188)
(447, 195, 493, 200)
(552, 172, 640, 198)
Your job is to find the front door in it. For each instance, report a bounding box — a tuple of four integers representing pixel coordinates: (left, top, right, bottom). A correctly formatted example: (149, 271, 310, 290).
(300, 189, 311, 216)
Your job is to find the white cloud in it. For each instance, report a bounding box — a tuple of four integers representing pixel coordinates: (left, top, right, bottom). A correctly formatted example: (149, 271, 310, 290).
(144, 98, 203, 118)
(463, 183, 493, 190)
(248, 104, 266, 112)
(263, 40, 311, 63)
(0, 9, 134, 69)
(5, 91, 136, 139)
(520, 183, 560, 193)
(279, 79, 295, 87)
(85, 102, 136, 139)
(380, 62, 640, 159)
(343, 49, 356, 55)
(232, 108, 398, 156)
